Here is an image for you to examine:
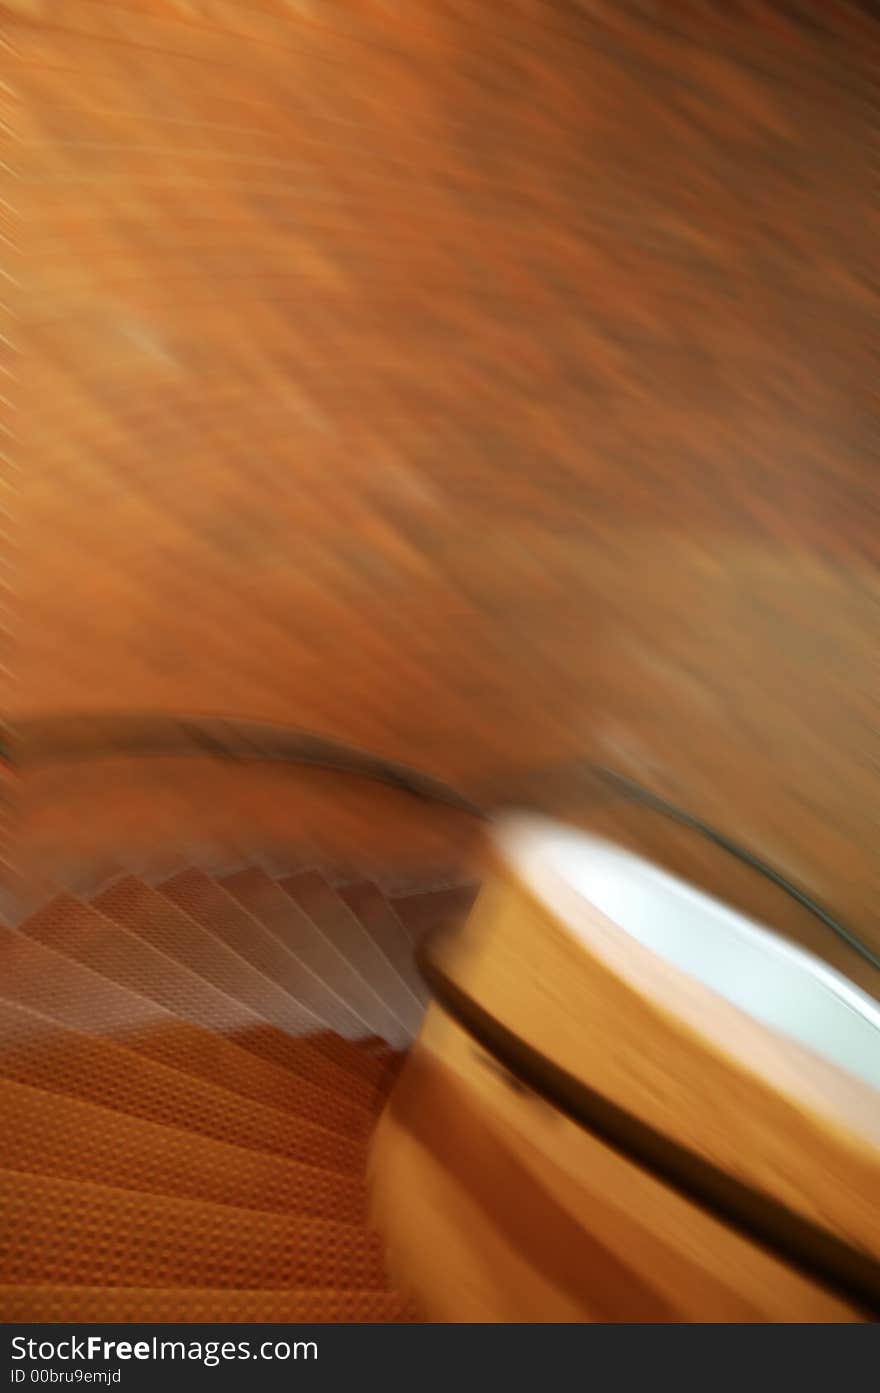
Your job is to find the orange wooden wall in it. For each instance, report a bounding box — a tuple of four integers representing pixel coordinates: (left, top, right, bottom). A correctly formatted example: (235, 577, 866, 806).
(10, 4, 880, 944)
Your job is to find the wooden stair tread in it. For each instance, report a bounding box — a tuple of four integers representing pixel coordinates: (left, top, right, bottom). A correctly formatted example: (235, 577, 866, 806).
(0, 1286, 420, 1322)
(11, 898, 379, 1125)
(90, 876, 388, 1087)
(0, 1075, 368, 1224)
(0, 857, 467, 1322)
(0, 1168, 390, 1289)
(159, 866, 379, 1055)
(339, 880, 429, 1007)
(281, 871, 422, 1039)
(92, 876, 327, 1034)
(0, 996, 366, 1174)
(221, 866, 406, 1061)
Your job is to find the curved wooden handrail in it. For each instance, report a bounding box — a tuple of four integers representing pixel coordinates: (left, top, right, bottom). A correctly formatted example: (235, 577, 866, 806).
(415, 922, 880, 1320)
(9, 711, 486, 818)
(11, 717, 877, 977)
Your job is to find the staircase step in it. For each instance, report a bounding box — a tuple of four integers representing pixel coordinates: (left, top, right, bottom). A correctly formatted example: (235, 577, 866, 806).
(91, 875, 325, 1032)
(338, 880, 429, 1007)
(2, 913, 173, 1041)
(12, 899, 381, 1125)
(89, 877, 390, 1088)
(0, 996, 366, 1174)
(0, 868, 73, 928)
(0, 1286, 419, 1322)
(221, 867, 409, 1057)
(0, 856, 468, 1321)
(0, 1076, 367, 1224)
(281, 871, 422, 1039)
(0, 1169, 389, 1289)
(392, 883, 479, 943)
(159, 867, 378, 1055)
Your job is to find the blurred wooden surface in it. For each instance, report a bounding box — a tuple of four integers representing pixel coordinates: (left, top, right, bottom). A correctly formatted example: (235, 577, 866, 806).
(3, 759, 482, 924)
(372, 833, 880, 1319)
(8, 5, 880, 957)
(369, 1006, 864, 1321)
(448, 838, 880, 1232)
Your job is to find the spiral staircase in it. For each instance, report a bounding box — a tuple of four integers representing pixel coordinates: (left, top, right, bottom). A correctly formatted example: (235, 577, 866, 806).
(0, 848, 476, 1321)
(3, 731, 880, 1324)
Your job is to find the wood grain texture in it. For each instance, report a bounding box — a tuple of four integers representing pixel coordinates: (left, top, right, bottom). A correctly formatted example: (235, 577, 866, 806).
(368, 1007, 861, 1322)
(7, 3, 880, 960)
(11, 759, 481, 917)
(423, 826, 880, 1275)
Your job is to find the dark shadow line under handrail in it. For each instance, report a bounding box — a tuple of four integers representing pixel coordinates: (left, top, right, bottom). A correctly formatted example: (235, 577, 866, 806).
(9, 711, 487, 819)
(9, 714, 878, 973)
(11, 709, 880, 1311)
(416, 925, 880, 1321)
